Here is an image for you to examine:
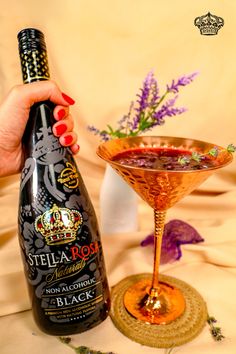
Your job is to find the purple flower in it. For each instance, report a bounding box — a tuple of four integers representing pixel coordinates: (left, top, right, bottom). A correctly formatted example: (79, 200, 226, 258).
(167, 72, 199, 94)
(152, 96, 187, 126)
(132, 70, 160, 130)
(87, 125, 110, 141)
(141, 219, 204, 264)
(117, 102, 134, 131)
(117, 115, 129, 131)
(87, 70, 198, 140)
(87, 125, 100, 135)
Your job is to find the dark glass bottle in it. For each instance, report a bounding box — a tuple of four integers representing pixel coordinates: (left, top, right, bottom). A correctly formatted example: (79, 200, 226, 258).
(17, 28, 110, 335)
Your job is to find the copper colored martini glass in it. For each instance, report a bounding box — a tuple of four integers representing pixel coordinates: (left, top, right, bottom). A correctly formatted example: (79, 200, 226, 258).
(97, 136, 232, 325)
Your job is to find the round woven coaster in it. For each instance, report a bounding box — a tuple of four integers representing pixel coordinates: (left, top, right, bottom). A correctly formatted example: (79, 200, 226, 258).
(110, 273, 208, 348)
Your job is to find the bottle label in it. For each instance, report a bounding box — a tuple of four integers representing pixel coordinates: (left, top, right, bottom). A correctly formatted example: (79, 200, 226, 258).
(20, 193, 107, 324)
(57, 162, 80, 189)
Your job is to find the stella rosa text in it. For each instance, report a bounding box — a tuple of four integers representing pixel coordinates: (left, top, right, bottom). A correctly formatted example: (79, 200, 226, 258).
(27, 241, 99, 268)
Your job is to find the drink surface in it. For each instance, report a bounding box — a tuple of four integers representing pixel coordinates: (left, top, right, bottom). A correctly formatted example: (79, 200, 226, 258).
(112, 147, 217, 171)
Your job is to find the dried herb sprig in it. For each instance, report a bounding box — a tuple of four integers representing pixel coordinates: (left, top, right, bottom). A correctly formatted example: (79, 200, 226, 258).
(88, 71, 198, 141)
(163, 315, 225, 352)
(59, 337, 115, 354)
(207, 315, 225, 341)
(165, 347, 176, 353)
(178, 144, 236, 166)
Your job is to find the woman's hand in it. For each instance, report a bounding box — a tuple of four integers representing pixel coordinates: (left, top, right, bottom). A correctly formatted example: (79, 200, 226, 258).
(0, 80, 79, 177)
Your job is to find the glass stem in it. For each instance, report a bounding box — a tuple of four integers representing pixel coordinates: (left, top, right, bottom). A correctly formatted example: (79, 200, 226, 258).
(150, 209, 167, 293)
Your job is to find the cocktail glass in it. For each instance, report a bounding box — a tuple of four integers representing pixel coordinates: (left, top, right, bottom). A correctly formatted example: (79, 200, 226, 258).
(97, 136, 232, 325)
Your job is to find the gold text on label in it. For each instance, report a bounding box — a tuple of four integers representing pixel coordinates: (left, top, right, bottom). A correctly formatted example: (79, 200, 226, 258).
(58, 162, 79, 189)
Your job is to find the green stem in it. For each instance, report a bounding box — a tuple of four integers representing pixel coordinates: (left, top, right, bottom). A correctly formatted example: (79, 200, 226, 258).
(137, 90, 170, 131)
(125, 102, 134, 136)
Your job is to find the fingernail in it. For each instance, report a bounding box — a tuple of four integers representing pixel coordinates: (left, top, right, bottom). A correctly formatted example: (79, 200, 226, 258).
(63, 135, 73, 145)
(57, 108, 66, 120)
(55, 123, 67, 136)
(62, 92, 75, 105)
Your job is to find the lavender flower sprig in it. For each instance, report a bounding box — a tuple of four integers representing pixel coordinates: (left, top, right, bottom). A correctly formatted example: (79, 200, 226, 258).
(167, 72, 198, 93)
(207, 315, 225, 341)
(88, 71, 198, 141)
(59, 337, 115, 354)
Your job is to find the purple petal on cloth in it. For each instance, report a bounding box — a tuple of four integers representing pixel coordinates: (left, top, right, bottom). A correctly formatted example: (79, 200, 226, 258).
(140, 219, 204, 264)
(140, 233, 155, 247)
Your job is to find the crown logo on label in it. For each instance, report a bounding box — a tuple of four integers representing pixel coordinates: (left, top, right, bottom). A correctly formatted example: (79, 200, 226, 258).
(35, 204, 83, 245)
(194, 12, 224, 35)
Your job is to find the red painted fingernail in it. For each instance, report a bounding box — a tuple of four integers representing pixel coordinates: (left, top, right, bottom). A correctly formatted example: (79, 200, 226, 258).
(55, 123, 67, 136)
(61, 92, 75, 105)
(63, 135, 73, 145)
(71, 144, 80, 154)
(57, 108, 66, 120)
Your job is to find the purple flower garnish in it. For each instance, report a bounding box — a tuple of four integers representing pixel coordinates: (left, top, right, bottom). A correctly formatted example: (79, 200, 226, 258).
(141, 219, 204, 264)
(88, 70, 198, 140)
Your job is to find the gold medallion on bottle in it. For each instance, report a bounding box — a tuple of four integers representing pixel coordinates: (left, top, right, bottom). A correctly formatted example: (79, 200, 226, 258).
(57, 162, 79, 189)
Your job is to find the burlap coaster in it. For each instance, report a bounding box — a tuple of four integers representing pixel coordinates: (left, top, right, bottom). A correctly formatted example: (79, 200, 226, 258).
(110, 273, 207, 348)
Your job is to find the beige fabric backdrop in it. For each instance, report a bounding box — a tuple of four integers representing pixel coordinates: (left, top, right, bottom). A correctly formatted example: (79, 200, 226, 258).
(0, 1, 236, 353)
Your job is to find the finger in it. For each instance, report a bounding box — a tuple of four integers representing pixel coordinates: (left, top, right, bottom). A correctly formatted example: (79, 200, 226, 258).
(53, 105, 69, 121)
(70, 143, 80, 155)
(52, 114, 74, 137)
(7, 81, 75, 110)
(59, 132, 78, 147)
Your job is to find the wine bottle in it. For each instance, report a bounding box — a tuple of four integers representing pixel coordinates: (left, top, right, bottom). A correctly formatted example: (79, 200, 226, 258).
(17, 28, 110, 335)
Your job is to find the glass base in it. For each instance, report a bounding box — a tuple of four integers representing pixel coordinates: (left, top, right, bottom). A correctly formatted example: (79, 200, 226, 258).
(110, 273, 207, 347)
(123, 278, 185, 324)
